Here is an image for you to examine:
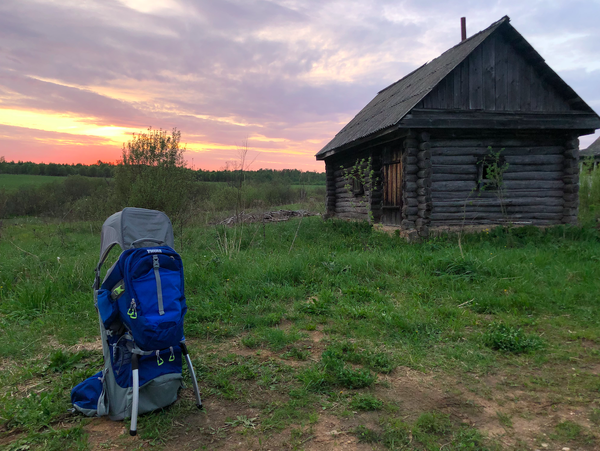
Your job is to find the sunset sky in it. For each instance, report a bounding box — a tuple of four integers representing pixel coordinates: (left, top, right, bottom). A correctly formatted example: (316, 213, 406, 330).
(1, 0, 599, 171)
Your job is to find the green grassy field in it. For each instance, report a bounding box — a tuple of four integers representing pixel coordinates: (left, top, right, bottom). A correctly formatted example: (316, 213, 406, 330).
(1, 217, 600, 450)
(0, 174, 66, 191)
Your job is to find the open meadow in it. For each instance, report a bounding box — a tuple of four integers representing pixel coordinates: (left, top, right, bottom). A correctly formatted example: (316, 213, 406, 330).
(0, 174, 66, 192)
(1, 210, 600, 450)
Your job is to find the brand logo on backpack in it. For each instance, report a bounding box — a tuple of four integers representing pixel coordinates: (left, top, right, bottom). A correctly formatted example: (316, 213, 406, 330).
(146, 249, 163, 254)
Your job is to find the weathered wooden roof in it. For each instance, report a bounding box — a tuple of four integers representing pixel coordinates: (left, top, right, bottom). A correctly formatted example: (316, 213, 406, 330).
(317, 16, 598, 160)
(581, 136, 600, 158)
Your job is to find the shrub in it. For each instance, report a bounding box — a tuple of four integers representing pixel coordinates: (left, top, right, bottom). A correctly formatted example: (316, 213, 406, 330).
(482, 323, 544, 354)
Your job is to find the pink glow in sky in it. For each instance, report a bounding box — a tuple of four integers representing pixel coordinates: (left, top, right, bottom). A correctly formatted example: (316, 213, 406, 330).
(1, 0, 599, 171)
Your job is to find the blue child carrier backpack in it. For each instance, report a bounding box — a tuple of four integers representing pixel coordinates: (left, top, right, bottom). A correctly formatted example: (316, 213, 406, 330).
(71, 208, 202, 435)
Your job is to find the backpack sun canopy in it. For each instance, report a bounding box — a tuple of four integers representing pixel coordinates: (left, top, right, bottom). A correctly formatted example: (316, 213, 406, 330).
(99, 207, 175, 267)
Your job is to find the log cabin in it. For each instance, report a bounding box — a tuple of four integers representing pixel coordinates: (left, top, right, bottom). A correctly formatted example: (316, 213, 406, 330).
(316, 16, 600, 236)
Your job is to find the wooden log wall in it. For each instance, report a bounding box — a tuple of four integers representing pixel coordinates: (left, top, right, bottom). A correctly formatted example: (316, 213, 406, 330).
(325, 160, 336, 218)
(331, 157, 373, 221)
(562, 137, 579, 224)
(415, 132, 432, 236)
(370, 153, 383, 223)
(428, 134, 568, 226)
(401, 132, 418, 229)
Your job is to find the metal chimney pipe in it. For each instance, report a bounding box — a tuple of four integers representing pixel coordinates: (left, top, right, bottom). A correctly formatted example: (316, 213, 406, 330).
(461, 17, 467, 41)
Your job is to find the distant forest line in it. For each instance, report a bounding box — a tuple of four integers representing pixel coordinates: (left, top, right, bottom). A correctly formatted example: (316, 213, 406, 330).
(0, 159, 326, 185)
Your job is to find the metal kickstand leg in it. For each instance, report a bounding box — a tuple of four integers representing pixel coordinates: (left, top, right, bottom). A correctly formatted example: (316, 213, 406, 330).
(180, 342, 202, 409)
(130, 354, 139, 436)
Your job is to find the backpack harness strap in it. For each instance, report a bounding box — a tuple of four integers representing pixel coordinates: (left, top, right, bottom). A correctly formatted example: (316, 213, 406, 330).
(153, 255, 165, 316)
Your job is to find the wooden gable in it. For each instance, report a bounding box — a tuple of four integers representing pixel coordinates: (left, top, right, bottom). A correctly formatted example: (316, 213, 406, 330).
(416, 31, 576, 113)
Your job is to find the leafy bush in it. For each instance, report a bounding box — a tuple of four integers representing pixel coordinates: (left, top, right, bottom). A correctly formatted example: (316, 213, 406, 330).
(482, 323, 544, 354)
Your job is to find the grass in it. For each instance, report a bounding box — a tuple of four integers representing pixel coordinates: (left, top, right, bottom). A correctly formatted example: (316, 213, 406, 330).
(1, 216, 600, 449)
(0, 174, 66, 191)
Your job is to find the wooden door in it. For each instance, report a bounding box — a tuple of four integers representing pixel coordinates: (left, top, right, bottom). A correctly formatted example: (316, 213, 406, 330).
(382, 148, 403, 225)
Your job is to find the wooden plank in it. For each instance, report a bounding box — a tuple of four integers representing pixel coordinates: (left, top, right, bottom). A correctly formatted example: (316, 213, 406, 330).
(521, 62, 532, 110)
(432, 147, 565, 157)
(431, 181, 477, 191)
(530, 63, 541, 111)
(432, 174, 477, 181)
(494, 33, 508, 111)
(432, 205, 564, 214)
(505, 155, 564, 165)
(431, 156, 478, 165)
(504, 164, 564, 173)
(434, 197, 564, 207)
(460, 60, 469, 109)
(503, 171, 564, 180)
(503, 180, 564, 189)
(469, 44, 483, 109)
(430, 212, 563, 220)
(482, 36, 496, 110)
(399, 110, 600, 129)
(429, 219, 562, 226)
(432, 165, 478, 174)
(452, 67, 461, 108)
(430, 138, 562, 148)
(507, 40, 520, 109)
(432, 189, 565, 199)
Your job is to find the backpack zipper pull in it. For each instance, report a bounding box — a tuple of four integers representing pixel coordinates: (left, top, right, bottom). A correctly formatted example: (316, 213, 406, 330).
(153, 255, 165, 316)
(127, 299, 137, 319)
(169, 346, 175, 362)
(156, 350, 164, 366)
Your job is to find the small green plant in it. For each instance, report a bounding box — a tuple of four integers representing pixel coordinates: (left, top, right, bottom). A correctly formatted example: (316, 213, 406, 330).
(349, 393, 383, 411)
(353, 425, 380, 443)
(324, 341, 396, 374)
(482, 323, 544, 354)
(241, 328, 302, 351)
(225, 415, 258, 429)
(551, 420, 583, 441)
(590, 407, 600, 425)
(415, 411, 452, 435)
(282, 346, 310, 361)
(322, 350, 376, 389)
(496, 411, 513, 429)
(380, 418, 411, 448)
(450, 426, 491, 450)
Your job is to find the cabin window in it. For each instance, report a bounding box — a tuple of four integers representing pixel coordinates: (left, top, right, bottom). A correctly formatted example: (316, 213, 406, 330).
(351, 178, 364, 196)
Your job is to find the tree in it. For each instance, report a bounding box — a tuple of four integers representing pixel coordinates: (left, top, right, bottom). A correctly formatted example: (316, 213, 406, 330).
(114, 127, 194, 219)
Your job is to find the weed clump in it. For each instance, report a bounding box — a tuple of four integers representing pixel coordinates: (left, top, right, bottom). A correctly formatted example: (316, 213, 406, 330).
(322, 350, 376, 389)
(482, 323, 544, 354)
(325, 341, 396, 373)
(353, 425, 380, 443)
(349, 393, 383, 411)
(415, 411, 452, 435)
(298, 349, 377, 392)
